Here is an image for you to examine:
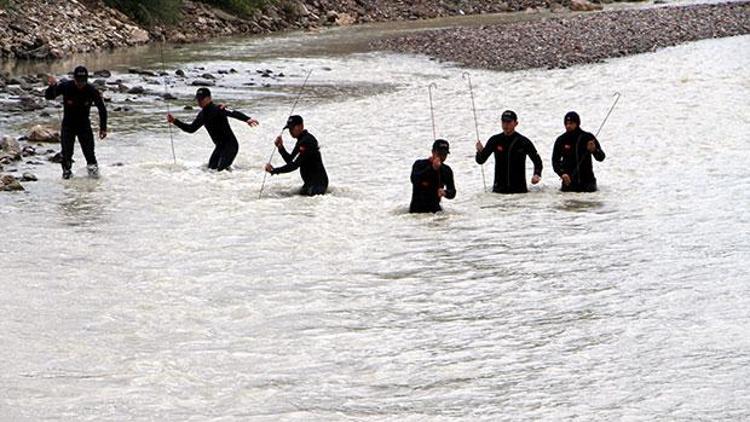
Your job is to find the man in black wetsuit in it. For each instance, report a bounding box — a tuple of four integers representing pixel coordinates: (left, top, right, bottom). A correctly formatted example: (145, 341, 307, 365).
(409, 139, 456, 213)
(264, 115, 329, 196)
(475, 110, 543, 194)
(45, 66, 107, 179)
(552, 111, 606, 192)
(167, 88, 258, 171)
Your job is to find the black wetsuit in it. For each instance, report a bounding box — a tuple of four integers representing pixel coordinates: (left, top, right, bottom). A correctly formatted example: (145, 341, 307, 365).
(44, 80, 107, 172)
(173, 102, 251, 171)
(271, 130, 329, 196)
(552, 128, 605, 192)
(409, 159, 456, 213)
(475, 131, 543, 194)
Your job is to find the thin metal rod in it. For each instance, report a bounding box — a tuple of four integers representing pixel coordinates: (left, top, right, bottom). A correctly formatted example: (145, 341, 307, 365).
(595, 92, 622, 138)
(462, 72, 487, 192)
(159, 42, 177, 165)
(428, 82, 438, 140)
(258, 69, 314, 199)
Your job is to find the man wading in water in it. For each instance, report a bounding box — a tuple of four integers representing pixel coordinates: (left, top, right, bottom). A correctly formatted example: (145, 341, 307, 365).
(45, 66, 108, 179)
(552, 111, 606, 192)
(475, 110, 543, 194)
(265, 115, 329, 196)
(167, 88, 258, 171)
(409, 139, 456, 213)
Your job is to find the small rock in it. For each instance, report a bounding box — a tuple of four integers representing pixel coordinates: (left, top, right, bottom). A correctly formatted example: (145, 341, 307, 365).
(21, 172, 37, 182)
(201, 73, 217, 80)
(127, 86, 145, 95)
(175, 69, 186, 77)
(0, 174, 24, 191)
(93, 70, 112, 78)
(191, 79, 215, 87)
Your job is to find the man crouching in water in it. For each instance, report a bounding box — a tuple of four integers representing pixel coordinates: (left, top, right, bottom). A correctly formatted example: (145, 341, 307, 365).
(409, 139, 456, 213)
(265, 115, 329, 196)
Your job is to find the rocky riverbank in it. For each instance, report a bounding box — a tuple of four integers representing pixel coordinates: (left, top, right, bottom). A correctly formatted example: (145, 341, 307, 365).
(1, 0, 626, 61)
(372, 2, 750, 71)
(0, 62, 302, 191)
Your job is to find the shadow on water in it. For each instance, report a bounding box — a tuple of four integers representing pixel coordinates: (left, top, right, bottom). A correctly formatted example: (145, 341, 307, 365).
(555, 198, 606, 212)
(58, 177, 109, 227)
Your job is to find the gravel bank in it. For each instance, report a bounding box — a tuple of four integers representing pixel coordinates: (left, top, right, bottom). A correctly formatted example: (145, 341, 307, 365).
(371, 2, 750, 71)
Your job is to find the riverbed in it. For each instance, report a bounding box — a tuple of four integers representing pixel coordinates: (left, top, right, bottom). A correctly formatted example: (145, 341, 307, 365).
(1, 20, 749, 421)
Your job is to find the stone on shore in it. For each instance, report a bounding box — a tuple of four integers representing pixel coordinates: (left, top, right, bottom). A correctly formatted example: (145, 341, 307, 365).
(0, 174, 24, 191)
(27, 125, 60, 143)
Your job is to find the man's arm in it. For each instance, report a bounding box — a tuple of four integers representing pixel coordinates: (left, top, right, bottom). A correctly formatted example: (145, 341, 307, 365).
(475, 137, 495, 165)
(526, 138, 543, 177)
(92, 87, 107, 132)
(442, 166, 456, 200)
(589, 135, 606, 162)
(551, 137, 564, 176)
(173, 111, 206, 134)
(44, 79, 62, 100)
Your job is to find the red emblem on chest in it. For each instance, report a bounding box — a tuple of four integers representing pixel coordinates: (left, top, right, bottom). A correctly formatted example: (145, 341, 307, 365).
(497, 146, 504, 152)
(564, 144, 572, 150)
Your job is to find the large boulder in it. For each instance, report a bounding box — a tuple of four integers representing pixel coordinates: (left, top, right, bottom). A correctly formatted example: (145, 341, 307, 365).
(27, 125, 60, 143)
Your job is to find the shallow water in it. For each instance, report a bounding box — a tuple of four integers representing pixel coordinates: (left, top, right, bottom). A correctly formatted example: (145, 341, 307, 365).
(1, 27, 749, 420)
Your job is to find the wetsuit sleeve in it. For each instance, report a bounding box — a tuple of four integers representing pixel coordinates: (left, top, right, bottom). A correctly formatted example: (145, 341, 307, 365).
(552, 136, 564, 176)
(279, 143, 299, 164)
(223, 108, 252, 122)
(443, 166, 456, 200)
(411, 160, 432, 185)
(475, 137, 495, 165)
(44, 83, 62, 100)
(526, 138, 543, 177)
(173, 110, 206, 134)
(92, 87, 107, 131)
(591, 137, 606, 162)
(272, 141, 309, 174)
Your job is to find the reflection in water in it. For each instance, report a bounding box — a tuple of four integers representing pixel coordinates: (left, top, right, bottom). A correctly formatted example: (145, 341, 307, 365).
(556, 197, 606, 212)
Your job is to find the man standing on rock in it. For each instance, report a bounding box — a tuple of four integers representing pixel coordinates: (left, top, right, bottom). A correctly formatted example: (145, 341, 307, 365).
(264, 115, 329, 196)
(409, 139, 456, 213)
(45, 66, 107, 179)
(475, 110, 543, 194)
(167, 87, 259, 171)
(552, 111, 606, 192)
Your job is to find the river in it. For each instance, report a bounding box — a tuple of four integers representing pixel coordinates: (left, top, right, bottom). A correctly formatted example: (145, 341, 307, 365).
(1, 17, 749, 421)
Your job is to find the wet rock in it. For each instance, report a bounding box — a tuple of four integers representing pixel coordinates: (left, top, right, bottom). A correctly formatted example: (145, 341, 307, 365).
(1, 136, 22, 160)
(21, 172, 38, 182)
(27, 125, 60, 143)
(175, 69, 186, 77)
(39, 111, 51, 118)
(569, 0, 603, 12)
(127, 86, 145, 94)
(191, 79, 215, 87)
(114, 106, 134, 112)
(94, 69, 112, 78)
(129, 68, 158, 77)
(21, 145, 37, 157)
(201, 73, 217, 80)
(184, 105, 194, 110)
(48, 152, 64, 163)
(0, 174, 24, 192)
(161, 92, 178, 100)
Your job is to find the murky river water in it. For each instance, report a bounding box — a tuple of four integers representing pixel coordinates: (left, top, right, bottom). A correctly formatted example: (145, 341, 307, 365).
(1, 16, 749, 420)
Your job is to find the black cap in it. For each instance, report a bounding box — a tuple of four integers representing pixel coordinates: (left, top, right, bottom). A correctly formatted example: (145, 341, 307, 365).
(284, 115, 303, 130)
(432, 139, 450, 154)
(501, 110, 517, 122)
(73, 66, 88, 80)
(195, 87, 212, 99)
(564, 111, 581, 125)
